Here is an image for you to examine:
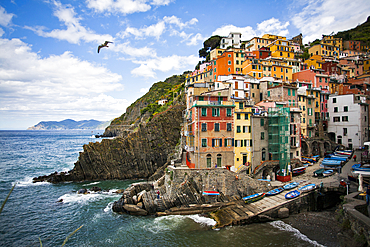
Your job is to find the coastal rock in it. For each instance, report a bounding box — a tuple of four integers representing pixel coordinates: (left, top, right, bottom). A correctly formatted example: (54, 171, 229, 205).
(78, 188, 88, 194)
(123, 204, 148, 216)
(32, 105, 185, 183)
(278, 207, 290, 218)
(90, 186, 102, 192)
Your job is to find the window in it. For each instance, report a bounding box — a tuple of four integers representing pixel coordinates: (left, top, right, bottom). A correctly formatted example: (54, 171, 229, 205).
(260, 118, 264, 126)
(201, 123, 207, 131)
(212, 138, 222, 147)
(334, 107, 338, 112)
(206, 154, 211, 168)
(261, 132, 265, 140)
(237, 113, 241, 120)
(288, 89, 291, 96)
(268, 91, 270, 97)
(293, 90, 295, 96)
(214, 123, 220, 132)
(342, 116, 348, 122)
(201, 108, 207, 116)
(225, 138, 234, 147)
(245, 114, 249, 120)
(332, 98, 336, 103)
(343, 128, 347, 136)
(344, 106, 348, 112)
(227, 123, 232, 131)
(201, 139, 207, 147)
(333, 117, 340, 122)
(239, 102, 244, 109)
(237, 126, 241, 133)
(226, 108, 232, 117)
(212, 108, 220, 117)
(199, 96, 204, 101)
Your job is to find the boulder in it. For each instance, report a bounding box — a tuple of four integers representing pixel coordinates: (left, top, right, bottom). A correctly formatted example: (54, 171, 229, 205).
(90, 186, 102, 192)
(78, 188, 88, 194)
(123, 204, 148, 216)
(278, 207, 289, 218)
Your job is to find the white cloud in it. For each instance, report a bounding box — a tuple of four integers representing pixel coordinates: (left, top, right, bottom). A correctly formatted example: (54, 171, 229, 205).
(26, 1, 112, 44)
(86, 0, 173, 15)
(140, 87, 149, 93)
(257, 18, 290, 37)
(212, 24, 257, 40)
(291, 0, 370, 43)
(163, 15, 198, 29)
(113, 41, 157, 57)
(186, 33, 204, 46)
(117, 15, 198, 42)
(131, 54, 199, 78)
(0, 38, 127, 122)
(0, 6, 14, 27)
(117, 21, 166, 40)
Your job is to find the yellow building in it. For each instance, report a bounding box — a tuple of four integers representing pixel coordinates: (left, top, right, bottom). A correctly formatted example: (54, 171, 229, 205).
(261, 58, 292, 81)
(267, 39, 295, 59)
(244, 34, 285, 52)
(309, 44, 340, 59)
(322, 35, 342, 51)
(304, 55, 325, 70)
(364, 58, 370, 74)
(241, 58, 263, 79)
(234, 101, 253, 172)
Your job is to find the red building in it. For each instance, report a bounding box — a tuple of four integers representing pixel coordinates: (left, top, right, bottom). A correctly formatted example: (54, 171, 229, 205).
(185, 92, 235, 168)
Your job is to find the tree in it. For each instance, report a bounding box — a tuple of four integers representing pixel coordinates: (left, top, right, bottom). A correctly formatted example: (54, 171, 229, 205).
(198, 35, 222, 60)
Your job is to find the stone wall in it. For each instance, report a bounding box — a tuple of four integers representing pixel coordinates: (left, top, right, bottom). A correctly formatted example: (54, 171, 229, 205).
(164, 166, 270, 198)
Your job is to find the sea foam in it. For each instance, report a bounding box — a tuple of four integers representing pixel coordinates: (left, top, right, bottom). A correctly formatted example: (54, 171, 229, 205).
(15, 177, 50, 187)
(270, 220, 325, 247)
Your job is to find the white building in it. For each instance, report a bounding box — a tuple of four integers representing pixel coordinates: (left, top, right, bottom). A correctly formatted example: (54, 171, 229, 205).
(220, 32, 242, 49)
(327, 94, 369, 149)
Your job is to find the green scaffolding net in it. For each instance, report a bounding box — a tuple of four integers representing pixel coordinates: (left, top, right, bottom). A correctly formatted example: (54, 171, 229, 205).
(268, 107, 290, 176)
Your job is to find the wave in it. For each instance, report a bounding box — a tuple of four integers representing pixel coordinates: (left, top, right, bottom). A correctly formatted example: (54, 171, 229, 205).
(270, 220, 325, 247)
(14, 177, 50, 187)
(58, 191, 120, 204)
(104, 202, 114, 212)
(186, 214, 216, 226)
(82, 181, 101, 186)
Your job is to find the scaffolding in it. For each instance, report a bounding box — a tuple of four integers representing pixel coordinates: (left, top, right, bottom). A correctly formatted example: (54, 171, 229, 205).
(268, 107, 291, 176)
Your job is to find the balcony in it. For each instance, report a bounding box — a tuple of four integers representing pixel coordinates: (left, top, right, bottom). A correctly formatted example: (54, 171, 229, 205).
(193, 100, 235, 107)
(184, 131, 194, 136)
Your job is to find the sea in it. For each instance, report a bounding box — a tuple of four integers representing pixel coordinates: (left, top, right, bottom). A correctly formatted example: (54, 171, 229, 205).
(0, 130, 326, 247)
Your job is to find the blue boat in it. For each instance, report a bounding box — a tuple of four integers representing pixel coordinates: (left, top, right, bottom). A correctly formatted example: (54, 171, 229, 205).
(352, 163, 370, 172)
(324, 155, 347, 161)
(283, 182, 299, 190)
(321, 158, 342, 165)
(285, 190, 301, 199)
(243, 192, 265, 203)
(323, 169, 335, 177)
(298, 184, 316, 193)
(266, 187, 284, 196)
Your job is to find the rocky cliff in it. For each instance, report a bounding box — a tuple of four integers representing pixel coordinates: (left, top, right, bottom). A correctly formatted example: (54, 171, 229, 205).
(33, 104, 185, 183)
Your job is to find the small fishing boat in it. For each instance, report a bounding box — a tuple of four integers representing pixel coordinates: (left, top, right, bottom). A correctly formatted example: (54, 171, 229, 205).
(298, 183, 316, 193)
(352, 163, 370, 172)
(285, 190, 301, 199)
(313, 168, 325, 177)
(335, 150, 352, 156)
(292, 166, 306, 176)
(266, 187, 284, 196)
(324, 155, 347, 162)
(323, 169, 335, 177)
(283, 182, 299, 190)
(243, 192, 265, 203)
(202, 191, 220, 196)
(321, 159, 343, 166)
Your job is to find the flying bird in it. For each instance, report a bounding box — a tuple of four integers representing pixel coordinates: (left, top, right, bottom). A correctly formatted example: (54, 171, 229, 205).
(97, 41, 113, 53)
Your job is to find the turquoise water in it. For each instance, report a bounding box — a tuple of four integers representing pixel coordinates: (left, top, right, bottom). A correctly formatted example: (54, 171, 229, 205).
(0, 130, 325, 246)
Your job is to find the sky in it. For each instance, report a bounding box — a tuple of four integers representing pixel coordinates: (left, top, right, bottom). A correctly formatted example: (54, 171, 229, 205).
(0, 0, 369, 129)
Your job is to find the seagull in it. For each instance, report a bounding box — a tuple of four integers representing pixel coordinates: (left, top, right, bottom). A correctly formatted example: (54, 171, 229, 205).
(97, 41, 113, 53)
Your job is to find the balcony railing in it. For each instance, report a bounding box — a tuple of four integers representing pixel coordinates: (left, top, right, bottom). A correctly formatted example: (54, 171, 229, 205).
(193, 100, 235, 107)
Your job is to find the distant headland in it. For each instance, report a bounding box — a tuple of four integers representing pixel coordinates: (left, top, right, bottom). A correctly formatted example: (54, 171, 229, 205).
(27, 119, 110, 130)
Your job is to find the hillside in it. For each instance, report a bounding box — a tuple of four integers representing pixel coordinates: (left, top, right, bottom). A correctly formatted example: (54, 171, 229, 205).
(27, 119, 110, 130)
(102, 73, 186, 137)
(335, 16, 370, 45)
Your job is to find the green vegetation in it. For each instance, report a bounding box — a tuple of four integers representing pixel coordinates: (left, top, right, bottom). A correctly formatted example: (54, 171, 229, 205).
(110, 74, 186, 126)
(198, 35, 222, 61)
(335, 16, 370, 46)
